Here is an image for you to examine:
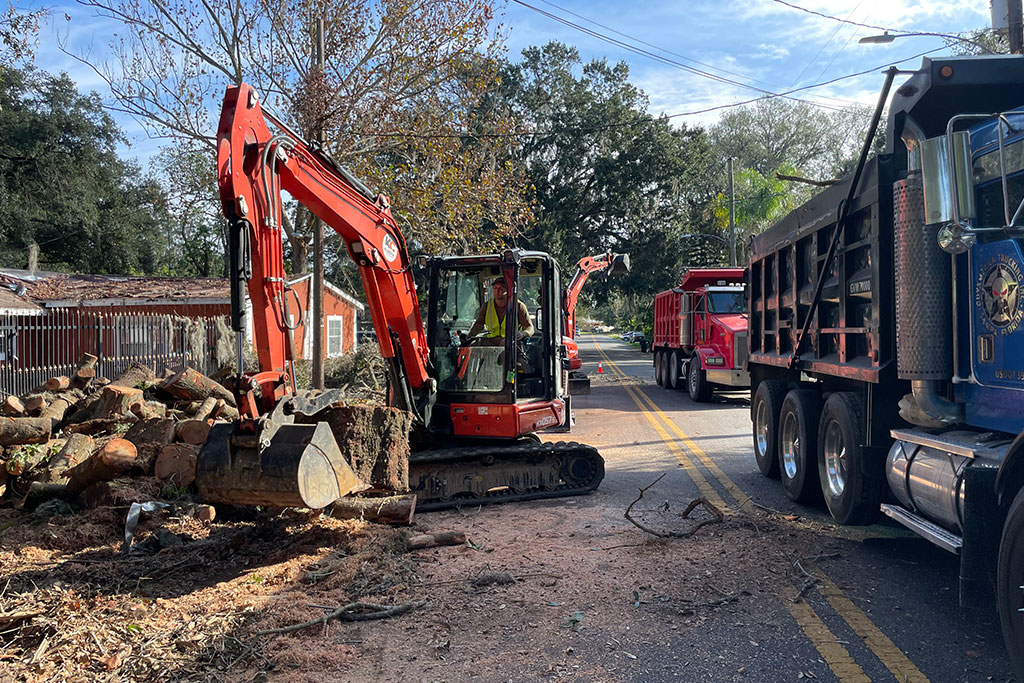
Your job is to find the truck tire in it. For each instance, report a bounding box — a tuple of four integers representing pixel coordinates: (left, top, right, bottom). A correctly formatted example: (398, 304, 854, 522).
(654, 351, 664, 387)
(998, 486, 1024, 681)
(816, 392, 883, 525)
(752, 380, 785, 478)
(666, 350, 681, 390)
(688, 356, 713, 402)
(778, 389, 823, 504)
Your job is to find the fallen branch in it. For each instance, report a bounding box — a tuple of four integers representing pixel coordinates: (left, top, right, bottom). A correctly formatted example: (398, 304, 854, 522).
(254, 601, 425, 636)
(624, 473, 725, 538)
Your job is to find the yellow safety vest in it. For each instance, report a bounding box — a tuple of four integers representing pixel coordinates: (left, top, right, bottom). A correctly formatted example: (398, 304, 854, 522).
(484, 300, 507, 338)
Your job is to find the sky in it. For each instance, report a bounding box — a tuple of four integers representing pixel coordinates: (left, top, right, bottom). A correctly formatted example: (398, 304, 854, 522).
(20, 0, 995, 168)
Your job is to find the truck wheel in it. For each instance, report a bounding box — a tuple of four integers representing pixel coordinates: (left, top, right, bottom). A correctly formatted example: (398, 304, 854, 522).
(816, 392, 883, 525)
(665, 350, 681, 390)
(688, 357, 713, 402)
(778, 389, 823, 504)
(654, 351, 664, 387)
(998, 486, 1024, 681)
(752, 380, 785, 478)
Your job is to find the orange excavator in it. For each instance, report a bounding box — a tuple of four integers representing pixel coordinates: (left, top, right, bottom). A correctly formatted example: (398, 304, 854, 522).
(561, 252, 630, 395)
(196, 84, 603, 511)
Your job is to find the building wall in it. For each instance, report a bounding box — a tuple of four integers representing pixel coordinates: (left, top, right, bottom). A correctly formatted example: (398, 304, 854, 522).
(287, 279, 360, 360)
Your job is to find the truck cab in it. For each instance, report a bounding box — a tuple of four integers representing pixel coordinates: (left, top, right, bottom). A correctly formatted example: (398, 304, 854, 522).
(653, 267, 748, 402)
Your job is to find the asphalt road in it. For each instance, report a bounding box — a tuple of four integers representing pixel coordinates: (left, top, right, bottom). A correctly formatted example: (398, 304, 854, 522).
(567, 333, 1013, 683)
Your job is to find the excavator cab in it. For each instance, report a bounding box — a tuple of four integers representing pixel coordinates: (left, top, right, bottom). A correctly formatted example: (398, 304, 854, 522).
(425, 250, 567, 438)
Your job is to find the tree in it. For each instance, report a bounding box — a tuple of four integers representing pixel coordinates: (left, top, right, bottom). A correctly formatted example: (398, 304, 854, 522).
(1, 2, 43, 66)
(67, 0, 531, 266)
(0, 65, 169, 273)
(500, 42, 718, 310)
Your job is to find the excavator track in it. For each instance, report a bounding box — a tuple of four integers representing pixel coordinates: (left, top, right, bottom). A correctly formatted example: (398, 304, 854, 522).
(408, 441, 604, 512)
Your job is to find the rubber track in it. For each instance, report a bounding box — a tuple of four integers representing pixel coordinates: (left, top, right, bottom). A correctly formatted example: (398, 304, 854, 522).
(409, 441, 605, 512)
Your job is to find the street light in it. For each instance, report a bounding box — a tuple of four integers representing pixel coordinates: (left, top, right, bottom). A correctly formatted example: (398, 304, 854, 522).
(858, 31, 996, 54)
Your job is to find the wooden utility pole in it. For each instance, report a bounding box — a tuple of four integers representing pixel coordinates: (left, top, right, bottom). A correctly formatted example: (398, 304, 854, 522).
(1010, 0, 1024, 54)
(311, 18, 326, 389)
(727, 158, 736, 267)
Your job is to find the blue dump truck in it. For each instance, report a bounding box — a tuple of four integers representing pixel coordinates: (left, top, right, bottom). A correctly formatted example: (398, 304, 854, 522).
(746, 55, 1024, 671)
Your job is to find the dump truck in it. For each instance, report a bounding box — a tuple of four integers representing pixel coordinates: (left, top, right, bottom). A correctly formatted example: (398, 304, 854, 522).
(745, 55, 1024, 673)
(652, 268, 748, 401)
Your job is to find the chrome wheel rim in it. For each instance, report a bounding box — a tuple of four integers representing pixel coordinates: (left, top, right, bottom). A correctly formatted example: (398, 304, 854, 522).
(755, 400, 769, 458)
(824, 420, 846, 497)
(781, 411, 798, 480)
(689, 364, 697, 393)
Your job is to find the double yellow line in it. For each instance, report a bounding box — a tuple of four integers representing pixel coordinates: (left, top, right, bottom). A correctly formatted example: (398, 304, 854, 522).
(590, 337, 928, 683)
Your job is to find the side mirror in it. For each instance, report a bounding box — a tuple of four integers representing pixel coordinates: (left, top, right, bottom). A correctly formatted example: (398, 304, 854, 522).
(920, 130, 974, 229)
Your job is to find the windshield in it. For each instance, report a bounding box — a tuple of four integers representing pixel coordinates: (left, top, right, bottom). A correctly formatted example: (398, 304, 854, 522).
(707, 291, 746, 314)
(431, 266, 506, 393)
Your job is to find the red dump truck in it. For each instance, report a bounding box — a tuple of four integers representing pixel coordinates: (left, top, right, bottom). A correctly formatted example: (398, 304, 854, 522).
(652, 268, 748, 401)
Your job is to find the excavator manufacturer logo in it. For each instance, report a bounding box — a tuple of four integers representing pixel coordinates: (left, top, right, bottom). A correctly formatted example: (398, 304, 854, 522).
(976, 255, 1023, 335)
(381, 234, 399, 263)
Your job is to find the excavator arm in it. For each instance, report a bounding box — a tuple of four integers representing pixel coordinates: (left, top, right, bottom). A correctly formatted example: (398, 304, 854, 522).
(563, 252, 630, 338)
(216, 83, 432, 421)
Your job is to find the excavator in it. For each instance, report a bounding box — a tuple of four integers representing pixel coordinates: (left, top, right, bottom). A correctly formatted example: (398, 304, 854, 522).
(196, 83, 603, 511)
(561, 252, 630, 396)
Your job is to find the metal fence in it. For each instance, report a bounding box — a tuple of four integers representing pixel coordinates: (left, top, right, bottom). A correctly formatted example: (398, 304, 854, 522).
(0, 307, 232, 398)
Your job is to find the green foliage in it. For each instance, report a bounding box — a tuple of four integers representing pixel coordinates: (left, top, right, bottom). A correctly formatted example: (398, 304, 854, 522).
(0, 65, 171, 274)
(500, 42, 718, 322)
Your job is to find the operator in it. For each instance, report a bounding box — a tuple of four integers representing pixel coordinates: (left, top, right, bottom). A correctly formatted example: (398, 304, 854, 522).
(467, 277, 534, 346)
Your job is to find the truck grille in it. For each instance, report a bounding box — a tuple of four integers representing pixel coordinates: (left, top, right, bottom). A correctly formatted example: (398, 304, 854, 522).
(734, 332, 748, 369)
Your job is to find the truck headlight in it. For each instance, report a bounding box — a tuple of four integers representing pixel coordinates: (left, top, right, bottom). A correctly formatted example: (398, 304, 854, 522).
(705, 356, 725, 366)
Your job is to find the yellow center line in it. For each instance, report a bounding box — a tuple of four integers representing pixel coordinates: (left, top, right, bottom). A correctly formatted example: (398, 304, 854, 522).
(589, 339, 730, 513)
(778, 586, 872, 683)
(587, 337, 931, 683)
(816, 572, 930, 682)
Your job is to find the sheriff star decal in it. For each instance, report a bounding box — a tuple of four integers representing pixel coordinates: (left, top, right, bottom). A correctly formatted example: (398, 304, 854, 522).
(976, 255, 1024, 336)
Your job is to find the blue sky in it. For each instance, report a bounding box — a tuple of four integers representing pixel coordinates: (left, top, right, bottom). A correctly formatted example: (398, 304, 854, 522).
(22, 0, 994, 167)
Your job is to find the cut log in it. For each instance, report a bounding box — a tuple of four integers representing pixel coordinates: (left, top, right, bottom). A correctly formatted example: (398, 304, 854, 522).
(217, 403, 240, 421)
(159, 367, 236, 407)
(297, 404, 412, 491)
(95, 385, 144, 419)
(45, 433, 95, 484)
(123, 418, 177, 476)
(194, 504, 216, 522)
(110, 362, 157, 389)
(175, 419, 212, 446)
(2, 396, 25, 417)
(65, 417, 134, 435)
(40, 395, 76, 429)
(192, 397, 218, 422)
(23, 395, 46, 416)
(330, 494, 417, 525)
(44, 376, 71, 392)
(79, 477, 162, 508)
(66, 439, 138, 493)
(155, 443, 198, 487)
(0, 417, 52, 446)
(129, 401, 163, 420)
(4, 441, 55, 476)
(406, 531, 466, 550)
(72, 353, 98, 390)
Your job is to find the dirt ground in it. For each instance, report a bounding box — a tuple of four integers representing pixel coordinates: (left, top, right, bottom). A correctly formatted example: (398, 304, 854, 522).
(0, 468, 843, 682)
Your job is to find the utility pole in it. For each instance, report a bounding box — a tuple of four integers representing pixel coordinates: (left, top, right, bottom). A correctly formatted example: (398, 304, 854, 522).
(311, 18, 326, 389)
(1011, 0, 1024, 54)
(727, 158, 737, 267)
(993, 0, 1024, 53)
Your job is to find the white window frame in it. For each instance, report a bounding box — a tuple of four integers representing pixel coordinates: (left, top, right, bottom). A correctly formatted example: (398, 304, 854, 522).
(326, 315, 344, 358)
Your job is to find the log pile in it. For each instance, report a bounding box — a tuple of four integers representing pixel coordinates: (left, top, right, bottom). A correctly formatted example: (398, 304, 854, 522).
(0, 358, 238, 512)
(1, 357, 419, 525)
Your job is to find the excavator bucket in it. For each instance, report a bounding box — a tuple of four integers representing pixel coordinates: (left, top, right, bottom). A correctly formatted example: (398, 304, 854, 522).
(196, 421, 365, 509)
(608, 253, 631, 276)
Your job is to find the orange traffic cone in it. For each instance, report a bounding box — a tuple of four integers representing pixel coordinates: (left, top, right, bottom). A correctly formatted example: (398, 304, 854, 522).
(597, 362, 604, 374)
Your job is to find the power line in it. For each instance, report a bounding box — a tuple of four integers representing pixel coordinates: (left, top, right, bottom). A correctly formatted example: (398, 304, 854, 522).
(509, 0, 848, 113)
(789, 0, 866, 87)
(527, 0, 860, 107)
(342, 46, 942, 139)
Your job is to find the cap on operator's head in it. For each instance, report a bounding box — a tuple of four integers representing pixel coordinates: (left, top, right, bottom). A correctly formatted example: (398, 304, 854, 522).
(491, 277, 506, 288)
